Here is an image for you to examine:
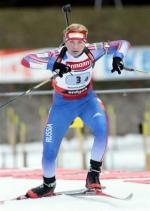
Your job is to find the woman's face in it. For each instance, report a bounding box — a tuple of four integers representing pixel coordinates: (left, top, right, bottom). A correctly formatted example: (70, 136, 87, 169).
(65, 40, 85, 57)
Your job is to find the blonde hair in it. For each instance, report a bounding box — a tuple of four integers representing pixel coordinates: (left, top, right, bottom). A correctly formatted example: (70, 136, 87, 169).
(63, 23, 88, 35)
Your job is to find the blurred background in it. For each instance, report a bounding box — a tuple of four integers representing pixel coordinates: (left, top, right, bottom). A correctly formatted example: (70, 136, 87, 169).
(0, 1, 150, 171)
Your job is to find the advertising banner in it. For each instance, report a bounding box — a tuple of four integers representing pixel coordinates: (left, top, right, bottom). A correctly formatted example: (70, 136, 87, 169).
(0, 47, 149, 83)
(0, 49, 52, 83)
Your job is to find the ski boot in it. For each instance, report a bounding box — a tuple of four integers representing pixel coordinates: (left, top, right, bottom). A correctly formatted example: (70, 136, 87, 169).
(86, 159, 102, 190)
(26, 176, 56, 198)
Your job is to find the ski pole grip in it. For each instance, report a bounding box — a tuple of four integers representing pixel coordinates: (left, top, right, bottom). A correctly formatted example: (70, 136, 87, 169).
(62, 4, 71, 13)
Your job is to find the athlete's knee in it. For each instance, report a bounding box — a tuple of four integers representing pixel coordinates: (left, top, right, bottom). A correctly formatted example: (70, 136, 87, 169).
(92, 115, 108, 136)
(94, 124, 107, 137)
(43, 147, 57, 162)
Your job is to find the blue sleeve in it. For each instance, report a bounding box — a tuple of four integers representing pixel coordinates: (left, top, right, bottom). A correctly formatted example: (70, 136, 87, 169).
(47, 57, 56, 70)
(112, 52, 124, 59)
(88, 40, 130, 61)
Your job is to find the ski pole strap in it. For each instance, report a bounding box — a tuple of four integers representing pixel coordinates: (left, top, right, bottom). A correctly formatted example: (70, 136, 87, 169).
(83, 47, 95, 68)
(55, 46, 67, 63)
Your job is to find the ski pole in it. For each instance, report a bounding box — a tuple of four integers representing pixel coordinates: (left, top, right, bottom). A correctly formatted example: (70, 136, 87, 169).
(124, 66, 149, 74)
(62, 4, 71, 27)
(0, 5, 72, 111)
(0, 73, 58, 110)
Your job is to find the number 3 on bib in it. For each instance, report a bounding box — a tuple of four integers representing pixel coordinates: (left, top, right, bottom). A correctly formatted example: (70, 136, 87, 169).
(66, 72, 90, 85)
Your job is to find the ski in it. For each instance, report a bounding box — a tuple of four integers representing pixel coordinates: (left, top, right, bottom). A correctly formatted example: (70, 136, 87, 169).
(0, 188, 133, 204)
(0, 188, 89, 204)
(65, 189, 133, 201)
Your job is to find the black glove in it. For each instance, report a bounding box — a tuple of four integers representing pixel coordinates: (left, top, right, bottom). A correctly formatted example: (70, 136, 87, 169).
(111, 57, 124, 75)
(53, 62, 71, 78)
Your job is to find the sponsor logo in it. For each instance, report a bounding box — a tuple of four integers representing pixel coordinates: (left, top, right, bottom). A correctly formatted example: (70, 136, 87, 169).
(66, 59, 91, 71)
(45, 124, 53, 142)
(92, 112, 102, 118)
(66, 87, 88, 95)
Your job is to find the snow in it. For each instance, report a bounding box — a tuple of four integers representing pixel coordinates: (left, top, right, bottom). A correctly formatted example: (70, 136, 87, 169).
(0, 176, 150, 211)
(0, 134, 150, 210)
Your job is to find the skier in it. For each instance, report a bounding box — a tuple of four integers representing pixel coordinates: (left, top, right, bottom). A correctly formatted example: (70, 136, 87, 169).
(21, 23, 130, 198)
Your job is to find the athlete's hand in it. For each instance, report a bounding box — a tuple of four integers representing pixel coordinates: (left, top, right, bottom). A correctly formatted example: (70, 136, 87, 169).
(53, 62, 71, 78)
(111, 57, 124, 75)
